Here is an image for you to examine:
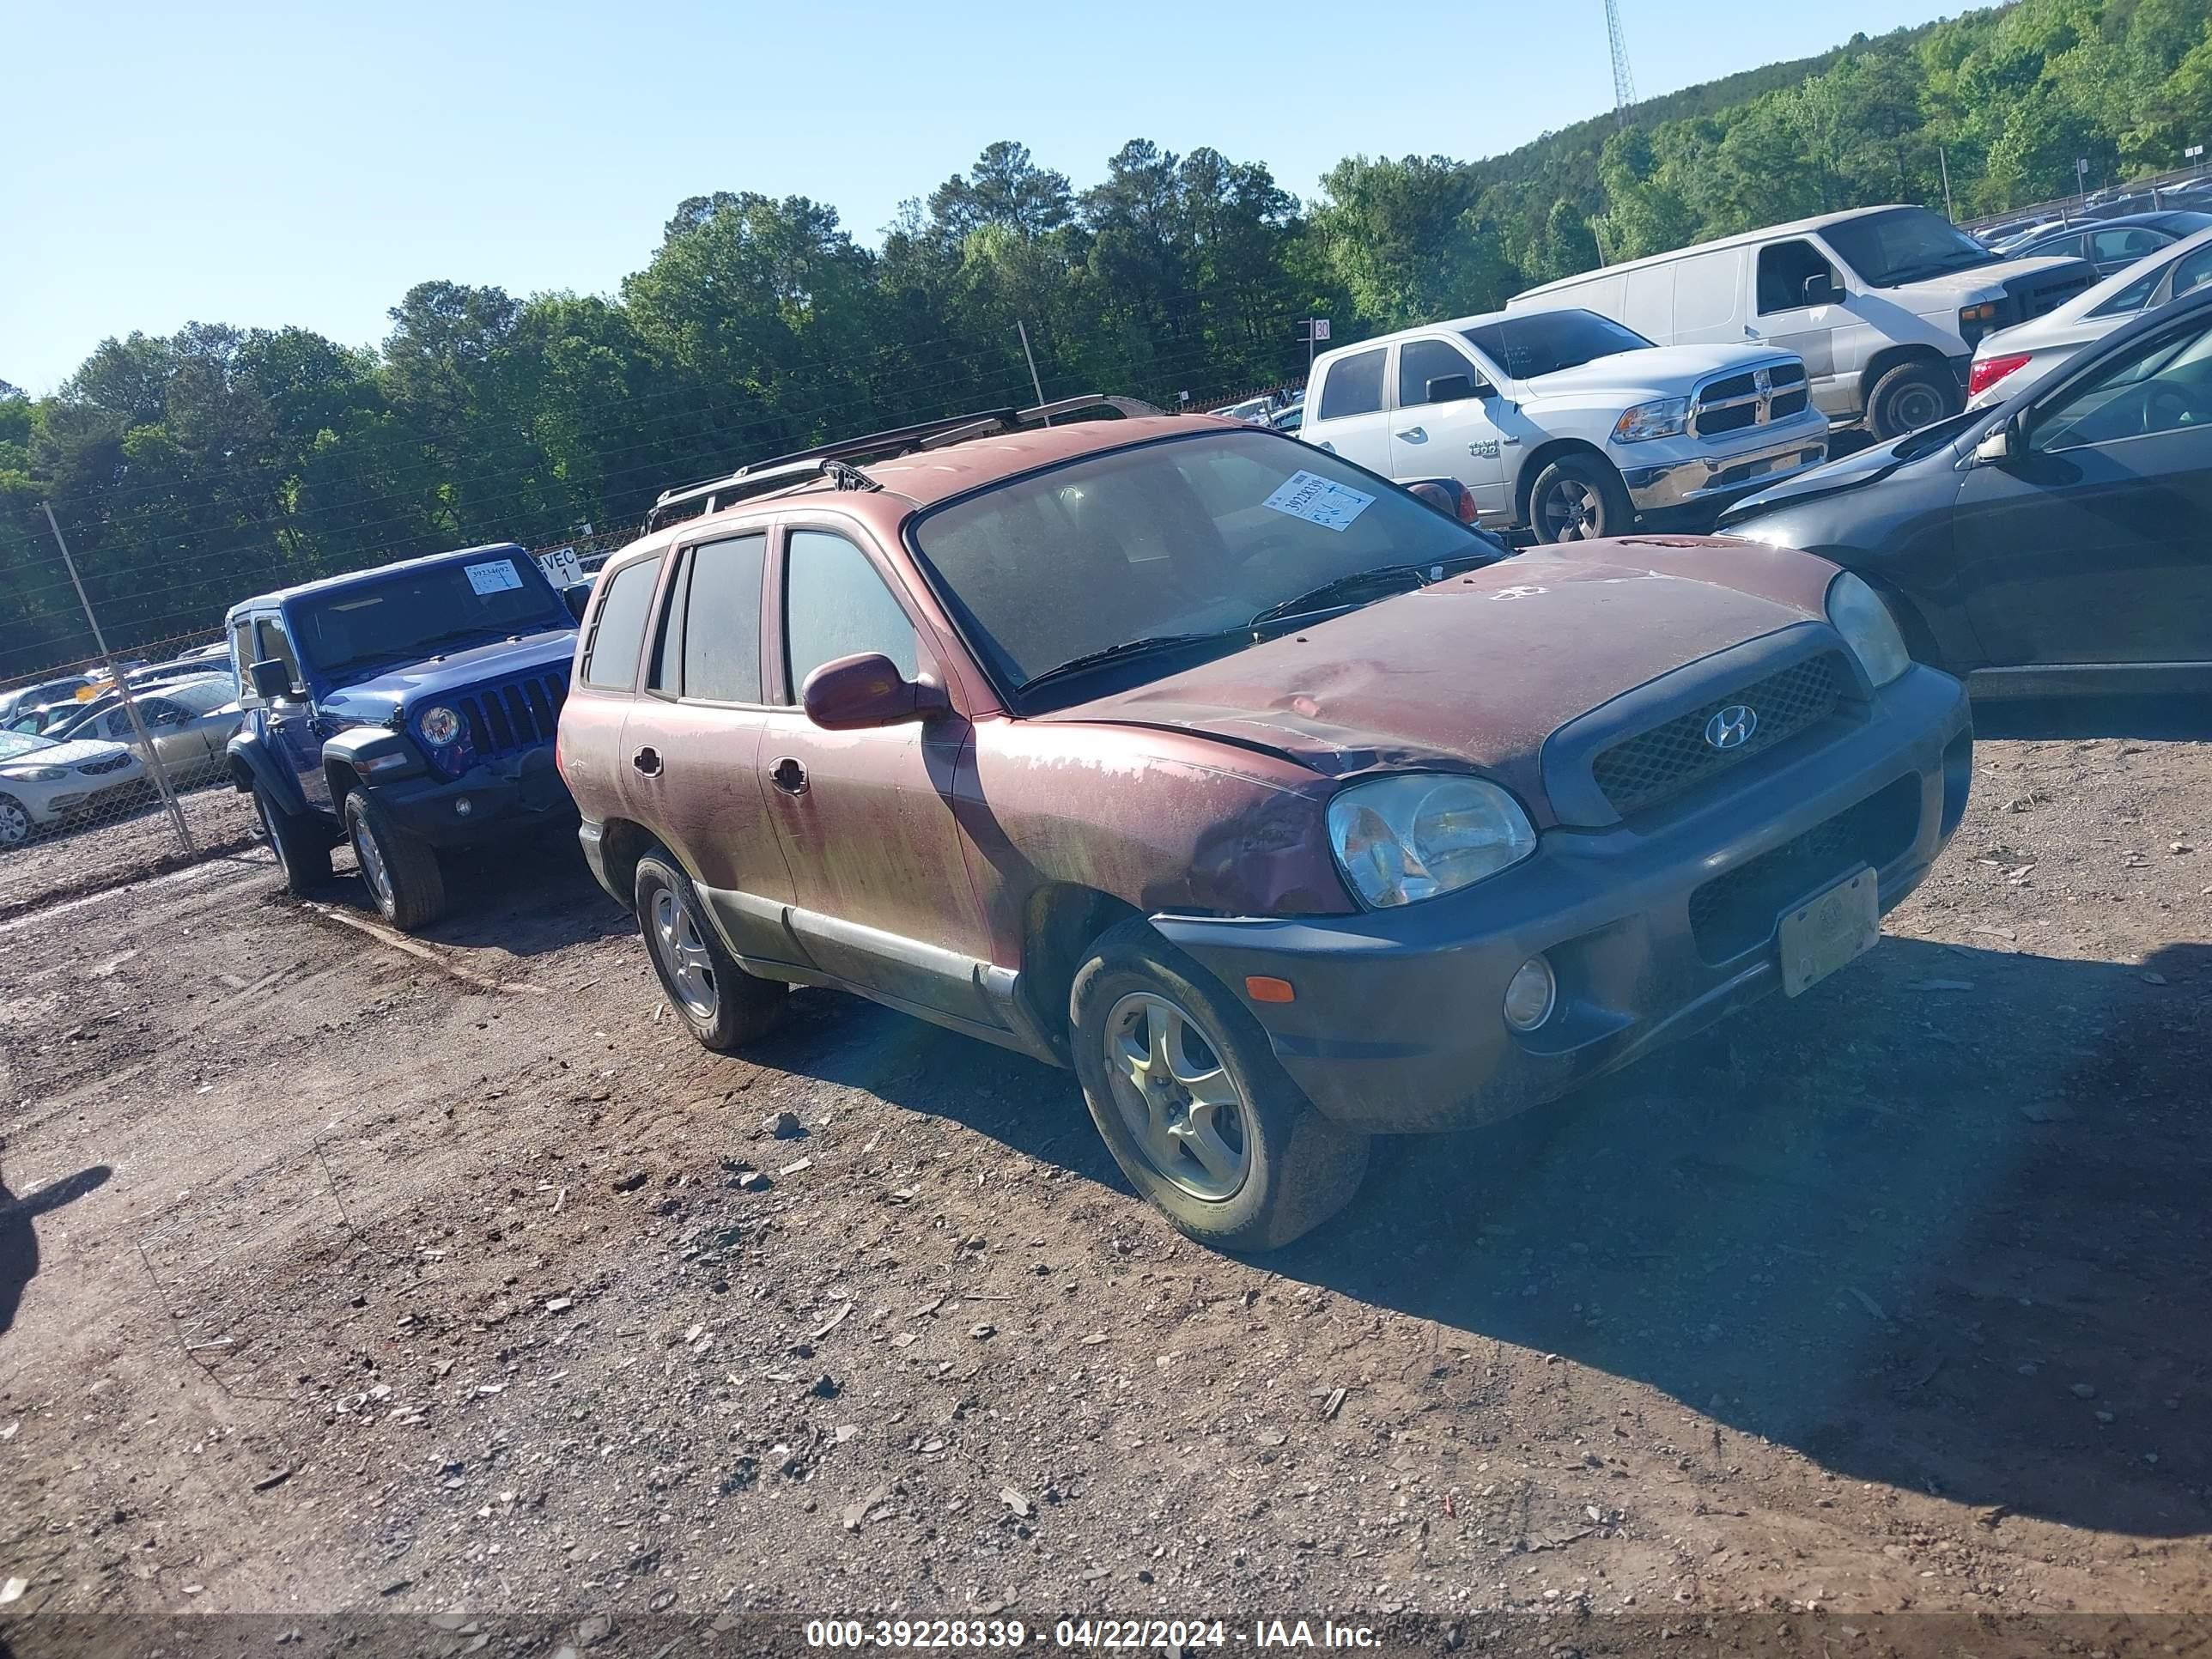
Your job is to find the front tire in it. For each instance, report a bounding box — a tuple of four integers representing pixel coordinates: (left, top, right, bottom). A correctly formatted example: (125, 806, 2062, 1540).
(253, 783, 332, 894)
(1070, 917, 1370, 1251)
(1865, 359, 1959, 440)
(0, 793, 33, 850)
(1528, 452, 1634, 543)
(634, 853, 787, 1052)
(343, 789, 447, 931)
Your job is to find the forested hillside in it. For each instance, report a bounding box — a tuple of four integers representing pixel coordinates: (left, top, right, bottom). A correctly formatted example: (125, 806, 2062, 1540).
(9, 0, 2212, 677)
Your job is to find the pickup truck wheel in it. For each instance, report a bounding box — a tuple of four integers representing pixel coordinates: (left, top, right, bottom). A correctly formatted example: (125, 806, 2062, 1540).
(635, 854, 786, 1051)
(1528, 453, 1633, 542)
(1865, 360, 1959, 439)
(343, 789, 447, 931)
(0, 794, 33, 849)
(1070, 917, 1369, 1251)
(253, 783, 331, 893)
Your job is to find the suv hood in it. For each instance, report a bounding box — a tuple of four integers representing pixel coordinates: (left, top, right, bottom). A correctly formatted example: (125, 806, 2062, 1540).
(319, 627, 577, 720)
(1040, 540, 1835, 828)
(1522, 343, 1787, 400)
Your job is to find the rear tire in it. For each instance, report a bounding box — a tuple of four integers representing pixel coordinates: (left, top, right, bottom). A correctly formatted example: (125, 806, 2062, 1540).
(635, 853, 787, 1052)
(1865, 359, 1959, 440)
(1528, 452, 1634, 543)
(253, 783, 331, 894)
(343, 789, 447, 931)
(1069, 916, 1370, 1251)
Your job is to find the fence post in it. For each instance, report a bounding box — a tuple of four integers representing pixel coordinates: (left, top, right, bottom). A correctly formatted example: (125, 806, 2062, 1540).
(40, 503, 198, 857)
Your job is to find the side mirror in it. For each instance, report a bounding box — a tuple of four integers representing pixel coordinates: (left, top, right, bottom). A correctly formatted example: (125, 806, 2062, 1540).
(1424, 373, 1478, 404)
(1973, 422, 2015, 465)
(1803, 272, 1841, 306)
(562, 582, 592, 623)
(247, 659, 295, 702)
(800, 653, 948, 731)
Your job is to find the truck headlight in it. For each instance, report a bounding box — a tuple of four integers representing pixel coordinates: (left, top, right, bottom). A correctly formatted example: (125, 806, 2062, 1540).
(0, 765, 69, 782)
(1613, 398, 1689, 444)
(1827, 572, 1911, 688)
(416, 705, 464, 746)
(1327, 775, 1536, 908)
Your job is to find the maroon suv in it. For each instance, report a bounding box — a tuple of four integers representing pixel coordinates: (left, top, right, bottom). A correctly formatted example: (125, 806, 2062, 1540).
(557, 400, 1972, 1249)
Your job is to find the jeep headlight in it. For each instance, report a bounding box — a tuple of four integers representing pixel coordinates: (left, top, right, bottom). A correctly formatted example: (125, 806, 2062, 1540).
(1327, 775, 1536, 908)
(1826, 572, 1911, 688)
(0, 765, 70, 782)
(416, 704, 464, 746)
(1613, 397, 1689, 444)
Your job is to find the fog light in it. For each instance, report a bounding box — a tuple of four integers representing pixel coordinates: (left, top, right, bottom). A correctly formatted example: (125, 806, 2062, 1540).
(453, 796, 472, 817)
(1503, 955, 1556, 1031)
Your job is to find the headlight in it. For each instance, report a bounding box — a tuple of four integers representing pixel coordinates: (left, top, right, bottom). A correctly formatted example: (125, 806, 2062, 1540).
(1326, 775, 1537, 908)
(1612, 397, 1689, 444)
(416, 705, 464, 746)
(0, 765, 69, 782)
(1826, 572, 1911, 688)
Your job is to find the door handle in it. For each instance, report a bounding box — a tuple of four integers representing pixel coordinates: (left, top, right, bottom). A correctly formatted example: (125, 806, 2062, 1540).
(631, 745, 662, 778)
(1395, 425, 1428, 441)
(769, 756, 808, 796)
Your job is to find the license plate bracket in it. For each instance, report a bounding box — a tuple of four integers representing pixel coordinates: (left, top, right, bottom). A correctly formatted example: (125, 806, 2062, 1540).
(1778, 866, 1880, 997)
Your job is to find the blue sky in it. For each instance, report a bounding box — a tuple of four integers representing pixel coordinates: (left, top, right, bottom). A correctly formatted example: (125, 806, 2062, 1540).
(2, 0, 1956, 397)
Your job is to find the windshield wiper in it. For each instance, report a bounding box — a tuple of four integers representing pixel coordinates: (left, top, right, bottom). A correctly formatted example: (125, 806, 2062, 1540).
(1016, 631, 1246, 697)
(1247, 556, 1493, 629)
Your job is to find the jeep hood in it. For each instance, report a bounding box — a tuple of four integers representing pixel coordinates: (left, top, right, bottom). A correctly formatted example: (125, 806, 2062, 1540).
(1038, 540, 1835, 828)
(319, 628, 576, 719)
(1522, 343, 1791, 400)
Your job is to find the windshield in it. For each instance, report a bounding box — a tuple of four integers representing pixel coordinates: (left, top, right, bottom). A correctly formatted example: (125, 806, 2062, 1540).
(1461, 310, 1654, 379)
(908, 430, 1496, 700)
(0, 732, 57, 762)
(292, 553, 567, 680)
(1823, 207, 1996, 287)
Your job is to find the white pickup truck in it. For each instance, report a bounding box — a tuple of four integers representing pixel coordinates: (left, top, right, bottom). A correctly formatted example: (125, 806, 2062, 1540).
(1299, 307, 1829, 541)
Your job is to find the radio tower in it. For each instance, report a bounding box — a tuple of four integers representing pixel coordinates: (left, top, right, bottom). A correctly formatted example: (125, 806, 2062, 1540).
(1604, 0, 1638, 125)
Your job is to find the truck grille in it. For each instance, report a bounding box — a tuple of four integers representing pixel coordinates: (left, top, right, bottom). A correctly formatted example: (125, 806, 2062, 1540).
(1590, 653, 1849, 818)
(1691, 362, 1810, 437)
(457, 670, 568, 759)
(2003, 264, 2095, 323)
(76, 753, 135, 775)
(1687, 775, 1921, 962)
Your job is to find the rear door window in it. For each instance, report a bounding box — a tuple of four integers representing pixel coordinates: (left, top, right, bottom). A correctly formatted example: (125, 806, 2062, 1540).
(782, 531, 917, 701)
(1316, 348, 1386, 419)
(580, 557, 661, 690)
(680, 533, 769, 702)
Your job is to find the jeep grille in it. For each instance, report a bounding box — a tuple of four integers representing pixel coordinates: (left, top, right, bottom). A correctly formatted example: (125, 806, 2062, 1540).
(457, 670, 568, 759)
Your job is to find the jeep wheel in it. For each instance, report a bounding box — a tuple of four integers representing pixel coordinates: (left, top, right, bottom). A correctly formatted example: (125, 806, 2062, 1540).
(0, 793, 32, 850)
(1529, 453, 1633, 543)
(1865, 359, 1959, 440)
(253, 783, 331, 894)
(343, 789, 447, 931)
(1070, 916, 1369, 1251)
(635, 854, 786, 1051)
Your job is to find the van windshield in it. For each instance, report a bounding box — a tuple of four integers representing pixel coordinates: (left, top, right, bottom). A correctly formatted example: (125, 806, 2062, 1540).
(1824, 207, 1997, 287)
(1461, 310, 1653, 380)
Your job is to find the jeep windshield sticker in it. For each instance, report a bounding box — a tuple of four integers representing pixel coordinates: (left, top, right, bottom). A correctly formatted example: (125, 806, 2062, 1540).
(465, 558, 525, 596)
(1261, 470, 1376, 533)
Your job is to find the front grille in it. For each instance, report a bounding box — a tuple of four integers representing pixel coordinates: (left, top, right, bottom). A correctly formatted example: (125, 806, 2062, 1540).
(1687, 775, 1922, 962)
(456, 669, 568, 760)
(76, 753, 134, 775)
(1591, 653, 1850, 818)
(2004, 267, 2095, 322)
(1691, 361, 1809, 438)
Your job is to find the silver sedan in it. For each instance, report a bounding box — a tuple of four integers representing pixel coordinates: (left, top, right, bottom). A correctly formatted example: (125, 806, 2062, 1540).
(45, 675, 242, 785)
(1970, 225, 2212, 405)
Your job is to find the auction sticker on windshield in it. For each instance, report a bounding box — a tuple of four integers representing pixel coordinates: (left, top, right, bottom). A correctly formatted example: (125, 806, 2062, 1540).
(465, 558, 525, 596)
(1262, 470, 1375, 532)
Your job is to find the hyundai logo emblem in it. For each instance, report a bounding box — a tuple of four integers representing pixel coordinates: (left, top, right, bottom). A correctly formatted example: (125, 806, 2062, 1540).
(1705, 704, 1759, 750)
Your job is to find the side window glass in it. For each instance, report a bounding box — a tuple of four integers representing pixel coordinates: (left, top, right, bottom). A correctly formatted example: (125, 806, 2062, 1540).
(2171, 246, 2212, 301)
(681, 533, 768, 702)
(1397, 339, 1480, 407)
(1316, 348, 1385, 419)
(2089, 264, 2165, 318)
(580, 558, 661, 690)
(1756, 240, 1835, 314)
(108, 708, 135, 738)
(783, 531, 918, 701)
(253, 617, 301, 684)
(648, 550, 694, 695)
(2030, 317, 2212, 453)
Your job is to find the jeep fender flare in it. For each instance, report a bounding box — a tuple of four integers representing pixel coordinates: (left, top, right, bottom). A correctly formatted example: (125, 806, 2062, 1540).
(226, 731, 309, 819)
(319, 726, 422, 802)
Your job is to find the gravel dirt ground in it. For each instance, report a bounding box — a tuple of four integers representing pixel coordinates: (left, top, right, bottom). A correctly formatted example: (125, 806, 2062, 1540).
(0, 708, 2206, 1638)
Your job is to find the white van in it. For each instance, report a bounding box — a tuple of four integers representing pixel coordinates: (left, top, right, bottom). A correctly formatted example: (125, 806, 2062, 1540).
(1509, 205, 2098, 438)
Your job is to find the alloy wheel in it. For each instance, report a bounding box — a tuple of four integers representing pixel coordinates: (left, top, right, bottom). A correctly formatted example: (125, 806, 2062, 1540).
(352, 816, 395, 911)
(1102, 991, 1252, 1201)
(650, 885, 720, 1022)
(0, 796, 29, 847)
(1888, 382, 1948, 433)
(1539, 479, 1600, 541)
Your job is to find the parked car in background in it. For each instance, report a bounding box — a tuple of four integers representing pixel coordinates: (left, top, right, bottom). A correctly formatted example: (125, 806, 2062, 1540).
(1209, 396, 1275, 424)
(224, 543, 586, 930)
(0, 731, 149, 848)
(1968, 224, 2212, 405)
(1268, 403, 1304, 432)
(1300, 307, 1826, 540)
(46, 675, 241, 784)
(2005, 210, 2212, 275)
(560, 401, 1970, 1249)
(1980, 216, 2071, 254)
(0, 675, 95, 726)
(1510, 204, 2097, 438)
(1721, 282, 2212, 697)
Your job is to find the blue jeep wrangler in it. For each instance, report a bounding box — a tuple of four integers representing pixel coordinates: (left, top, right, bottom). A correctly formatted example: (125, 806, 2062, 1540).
(224, 543, 586, 930)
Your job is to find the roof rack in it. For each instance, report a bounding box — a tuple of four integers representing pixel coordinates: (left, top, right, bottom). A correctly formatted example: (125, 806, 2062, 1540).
(645, 393, 1162, 532)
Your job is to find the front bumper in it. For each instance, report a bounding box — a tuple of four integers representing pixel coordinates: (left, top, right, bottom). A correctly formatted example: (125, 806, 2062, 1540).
(373, 745, 574, 847)
(1154, 664, 1972, 1135)
(1621, 422, 1831, 522)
